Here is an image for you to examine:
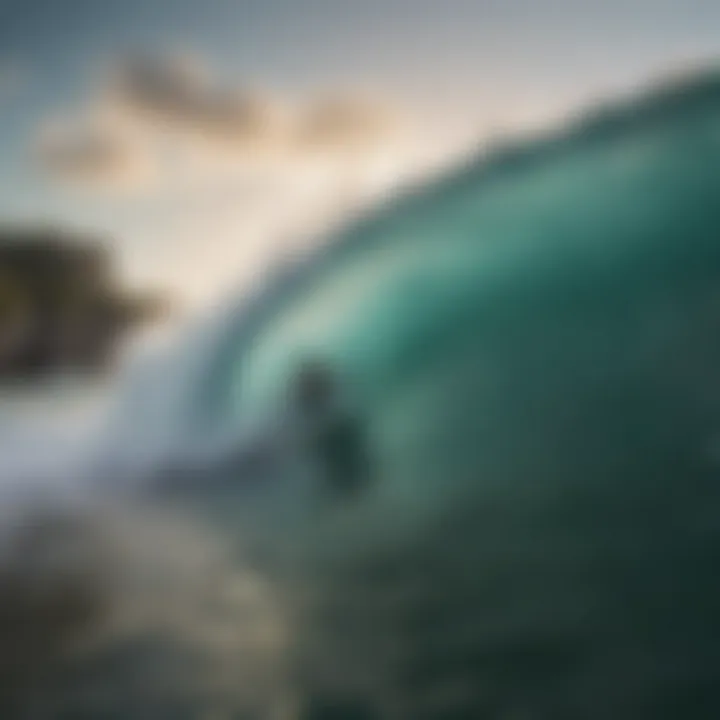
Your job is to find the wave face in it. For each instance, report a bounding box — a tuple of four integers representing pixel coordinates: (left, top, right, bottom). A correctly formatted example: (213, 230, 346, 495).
(7, 71, 720, 717)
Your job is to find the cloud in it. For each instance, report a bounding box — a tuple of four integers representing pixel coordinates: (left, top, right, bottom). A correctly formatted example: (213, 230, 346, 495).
(105, 54, 288, 150)
(36, 115, 154, 191)
(296, 94, 399, 151)
(36, 52, 405, 191)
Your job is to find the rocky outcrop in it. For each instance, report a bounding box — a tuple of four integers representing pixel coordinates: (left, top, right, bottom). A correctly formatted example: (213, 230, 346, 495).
(0, 227, 166, 379)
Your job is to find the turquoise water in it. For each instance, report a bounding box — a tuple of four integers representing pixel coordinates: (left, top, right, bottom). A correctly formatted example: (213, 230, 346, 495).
(203, 73, 720, 514)
(199, 72, 720, 717)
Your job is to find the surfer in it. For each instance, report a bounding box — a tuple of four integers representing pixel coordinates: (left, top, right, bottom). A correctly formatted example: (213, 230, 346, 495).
(290, 359, 371, 499)
(150, 358, 371, 501)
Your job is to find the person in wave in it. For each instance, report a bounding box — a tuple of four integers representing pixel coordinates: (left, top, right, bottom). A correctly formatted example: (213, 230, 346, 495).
(154, 358, 371, 502)
(289, 359, 371, 500)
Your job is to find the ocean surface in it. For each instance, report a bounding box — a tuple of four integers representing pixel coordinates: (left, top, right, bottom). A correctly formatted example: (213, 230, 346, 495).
(3, 71, 720, 717)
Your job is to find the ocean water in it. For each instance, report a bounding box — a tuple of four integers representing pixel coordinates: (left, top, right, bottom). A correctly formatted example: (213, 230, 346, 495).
(4, 72, 720, 717)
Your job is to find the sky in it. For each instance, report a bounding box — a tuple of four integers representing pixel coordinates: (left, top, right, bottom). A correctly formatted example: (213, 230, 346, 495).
(1, 0, 720, 311)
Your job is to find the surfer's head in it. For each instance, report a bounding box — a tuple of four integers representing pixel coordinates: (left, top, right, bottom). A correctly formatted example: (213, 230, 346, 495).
(292, 360, 338, 413)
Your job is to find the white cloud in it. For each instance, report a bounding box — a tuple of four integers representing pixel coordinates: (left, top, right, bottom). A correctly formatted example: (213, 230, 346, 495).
(105, 54, 288, 150)
(36, 52, 405, 191)
(36, 114, 155, 192)
(296, 93, 400, 151)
